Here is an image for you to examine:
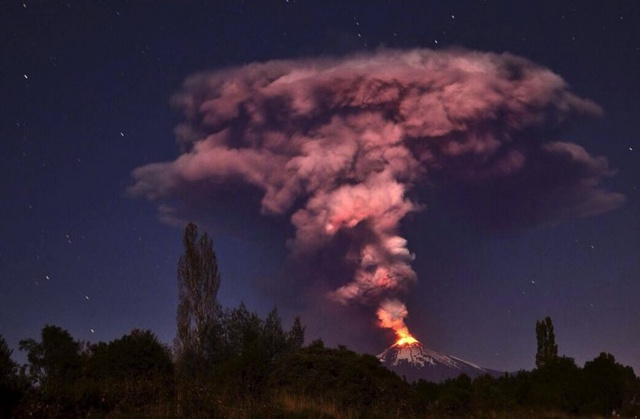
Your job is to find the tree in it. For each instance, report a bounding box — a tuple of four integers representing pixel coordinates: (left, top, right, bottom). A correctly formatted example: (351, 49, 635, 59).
(535, 316, 558, 368)
(438, 374, 473, 415)
(1, 335, 25, 417)
(218, 303, 268, 396)
(530, 355, 581, 412)
(268, 343, 412, 413)
(18, 325, 83, 415)
(175, 222, 221, 366)
(581, 352, 638, 415)
(88, 329, 173, 380)
(0, 335, 18, 385)
(85, 329, 174, 412)
(175, 223, 222, 416)
(206, 304, 307, 399)
(19, 325, 82, 389)
(286, 316, 305, 351)
(262, 308, 287, 362)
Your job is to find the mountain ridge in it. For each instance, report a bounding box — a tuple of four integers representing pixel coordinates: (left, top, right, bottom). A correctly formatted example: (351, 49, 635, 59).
(377, 341, 503, 383)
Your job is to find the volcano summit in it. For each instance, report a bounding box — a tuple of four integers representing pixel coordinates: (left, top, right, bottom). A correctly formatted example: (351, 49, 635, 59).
(377, 340, 503, 383)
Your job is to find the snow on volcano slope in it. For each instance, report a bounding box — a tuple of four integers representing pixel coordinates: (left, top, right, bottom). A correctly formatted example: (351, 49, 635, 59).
(377, 342, 503, 383)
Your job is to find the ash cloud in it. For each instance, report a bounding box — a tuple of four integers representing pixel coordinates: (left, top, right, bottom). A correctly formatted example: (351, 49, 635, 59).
(377, 299, 413, 342)
(130, 49, 624, 339)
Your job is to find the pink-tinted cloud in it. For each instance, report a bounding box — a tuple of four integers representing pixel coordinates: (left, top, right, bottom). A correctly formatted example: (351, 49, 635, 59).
(129, 48, 624, 337)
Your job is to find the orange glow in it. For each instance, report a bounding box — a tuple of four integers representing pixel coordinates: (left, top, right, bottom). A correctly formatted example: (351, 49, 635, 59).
(394, 330, 419, 347)
(377, 299, 421, 347)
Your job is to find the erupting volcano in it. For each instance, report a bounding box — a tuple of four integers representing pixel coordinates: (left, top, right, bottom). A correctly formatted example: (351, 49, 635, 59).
(394, 331, 419, 347)
(130, 48, 624, 350)
(378, 338, 503, 383)
(376, 300, 501, 382)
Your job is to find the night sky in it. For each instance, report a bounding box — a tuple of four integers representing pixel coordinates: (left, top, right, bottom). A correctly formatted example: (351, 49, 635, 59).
(2, 1, 639, 374)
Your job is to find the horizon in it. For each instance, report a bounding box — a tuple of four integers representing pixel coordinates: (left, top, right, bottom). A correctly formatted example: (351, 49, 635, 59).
(2, 1, 638, 376)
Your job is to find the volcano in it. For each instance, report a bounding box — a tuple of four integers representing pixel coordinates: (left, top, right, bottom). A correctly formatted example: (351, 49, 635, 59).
(377, 341, 503, 383)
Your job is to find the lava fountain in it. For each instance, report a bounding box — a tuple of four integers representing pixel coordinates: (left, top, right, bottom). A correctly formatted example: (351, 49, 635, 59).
(377, 299, 420, 347)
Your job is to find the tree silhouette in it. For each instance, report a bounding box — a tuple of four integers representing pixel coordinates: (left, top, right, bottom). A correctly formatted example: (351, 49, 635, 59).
(19, 325, 83, 415)
(1, 335, 24, 417)
(535, 316, 558, 368)
(175, 222, 221, 366)
(174, 222, 222, 415)
(286, 316, 305, 351)
(85, 329, 174, 411)
(581, 352, 637, 415)
(19, 325, 82, 389)
(88, 329, 173, 380)
(0, 335, 18, 386)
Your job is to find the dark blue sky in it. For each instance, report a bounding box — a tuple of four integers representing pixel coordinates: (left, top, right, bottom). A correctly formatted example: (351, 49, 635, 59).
(1, 1, 638, 373)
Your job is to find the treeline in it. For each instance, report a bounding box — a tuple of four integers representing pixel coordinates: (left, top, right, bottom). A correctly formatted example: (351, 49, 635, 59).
(0, 305, 310, 418)
(1, 223, 639, 417)
(414, 352, 640, 417)
(3, 326, 640, 418)
(1, 326, 173, 417)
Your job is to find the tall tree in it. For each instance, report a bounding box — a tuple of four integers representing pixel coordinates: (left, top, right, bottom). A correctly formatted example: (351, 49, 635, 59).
(286, 316, 305, 351)
(535, 316, 558, 368)
(175, 222, 221, 366)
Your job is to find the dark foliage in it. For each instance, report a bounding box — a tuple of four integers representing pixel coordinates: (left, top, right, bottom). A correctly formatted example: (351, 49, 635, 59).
(87, 329, 173, 380)
(268, 341, 414, 415)
(0, 335, 27, 418)
(11, 323, 640, 418)
(19, 325, 82, 388)
(82, 329, 174, 413)
(176, 222, 221, 367)
(15, 327, 174, 418)
(580, 352, 640, 416)
(174, 222, 223, 416)
(18, 325, 83, 417)
(205, 305, 306, 399)
(535, 316, 558, 368)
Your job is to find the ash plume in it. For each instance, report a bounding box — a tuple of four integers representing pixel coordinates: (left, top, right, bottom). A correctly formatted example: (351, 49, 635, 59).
(130, 49, 624, 338)
(377, 299, 413, 342)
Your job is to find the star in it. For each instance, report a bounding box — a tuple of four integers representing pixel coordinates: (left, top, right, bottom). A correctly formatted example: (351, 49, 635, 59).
(1, 0, 639, 384)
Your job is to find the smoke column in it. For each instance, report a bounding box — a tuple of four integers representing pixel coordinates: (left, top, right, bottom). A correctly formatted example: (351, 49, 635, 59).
(377, 299, 417, 345)
(130, 49, 624, 339)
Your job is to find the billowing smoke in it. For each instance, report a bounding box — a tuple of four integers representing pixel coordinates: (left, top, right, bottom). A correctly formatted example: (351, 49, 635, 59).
(377, 299, 416, 344)
(130, 49, 624, 340)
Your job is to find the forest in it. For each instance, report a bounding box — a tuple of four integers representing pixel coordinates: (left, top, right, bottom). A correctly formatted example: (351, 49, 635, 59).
(1, 223, 639, 418)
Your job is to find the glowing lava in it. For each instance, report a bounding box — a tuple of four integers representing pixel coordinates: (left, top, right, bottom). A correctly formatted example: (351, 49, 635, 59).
(394, 331, 419, 347)
(377, 299, 421, 347)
